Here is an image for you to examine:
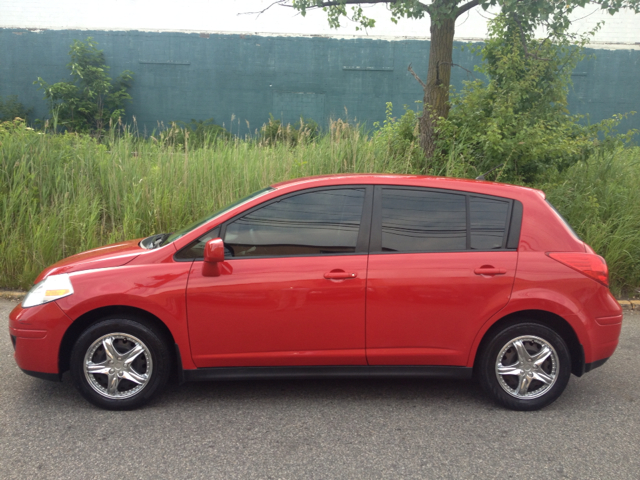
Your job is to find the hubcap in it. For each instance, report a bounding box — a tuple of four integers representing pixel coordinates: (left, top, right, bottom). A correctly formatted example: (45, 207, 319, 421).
(83, 333, 152, 400)
(495, 335, 558, 400)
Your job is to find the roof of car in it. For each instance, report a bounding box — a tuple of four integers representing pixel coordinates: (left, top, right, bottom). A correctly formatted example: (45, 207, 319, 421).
(270, 174, 545, 199)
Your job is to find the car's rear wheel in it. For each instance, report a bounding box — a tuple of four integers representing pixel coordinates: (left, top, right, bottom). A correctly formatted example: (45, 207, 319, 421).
(70, 316, 171, 410)
(478, 322, 571, 411)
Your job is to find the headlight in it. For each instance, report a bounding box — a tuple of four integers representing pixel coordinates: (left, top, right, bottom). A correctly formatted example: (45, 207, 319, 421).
(22, 274, 74, 308)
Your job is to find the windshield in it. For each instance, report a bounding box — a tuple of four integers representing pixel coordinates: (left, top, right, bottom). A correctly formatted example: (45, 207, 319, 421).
(159, 187, 275, 246)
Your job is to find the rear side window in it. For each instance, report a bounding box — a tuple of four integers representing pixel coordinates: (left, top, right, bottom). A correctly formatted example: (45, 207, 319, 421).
(224, 188, 366, 257)
(381, 189, 467, 252)
(470, 196, 510, 250)
(374, 187, 516, 254)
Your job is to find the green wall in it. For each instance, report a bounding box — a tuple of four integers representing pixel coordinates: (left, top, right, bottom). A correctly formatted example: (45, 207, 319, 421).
(1, 28, 639, 135)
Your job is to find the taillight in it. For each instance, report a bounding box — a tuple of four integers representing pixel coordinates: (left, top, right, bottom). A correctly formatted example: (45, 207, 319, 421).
(546, 252, 609, 287)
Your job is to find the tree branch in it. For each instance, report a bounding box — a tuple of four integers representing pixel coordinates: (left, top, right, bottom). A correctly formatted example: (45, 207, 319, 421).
(256, 0, 429, 12)
(510, 12, 551, 61)
(300, 0, 399, 7)
(456, 0, 479, 18)
(408, 63, 426, 89)
(438, 61, 475, 78)
(239, 0, 289, 16)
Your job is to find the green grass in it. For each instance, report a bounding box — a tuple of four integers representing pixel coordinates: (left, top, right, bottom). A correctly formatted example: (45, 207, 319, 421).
(1, 120, 639, 295)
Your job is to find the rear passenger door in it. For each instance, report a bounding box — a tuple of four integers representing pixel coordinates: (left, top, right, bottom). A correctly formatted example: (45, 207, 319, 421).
(365, 186, 520, 366)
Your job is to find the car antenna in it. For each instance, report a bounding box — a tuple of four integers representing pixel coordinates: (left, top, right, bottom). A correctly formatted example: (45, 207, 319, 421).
(475, 163, 505, 181)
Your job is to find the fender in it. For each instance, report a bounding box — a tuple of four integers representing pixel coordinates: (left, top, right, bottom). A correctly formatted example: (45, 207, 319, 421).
(465, 288, 590, 368)
(55, 262, 198, 369)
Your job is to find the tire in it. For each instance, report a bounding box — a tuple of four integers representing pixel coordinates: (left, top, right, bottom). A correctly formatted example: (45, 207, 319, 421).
(70, 316, 172, 410)
(477, 322, 571, 411)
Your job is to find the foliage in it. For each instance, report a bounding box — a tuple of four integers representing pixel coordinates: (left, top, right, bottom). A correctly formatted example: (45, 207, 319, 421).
(0, 95, 32, 122)
(284, 0, 640, 158)
(289, 1, 640, 30)
(153, 119, 232, 149)
(35, 38, 134, 136)
(260, 115, 320, 146)
(373, 102, 424, 171)
(433, 14, 636, 182)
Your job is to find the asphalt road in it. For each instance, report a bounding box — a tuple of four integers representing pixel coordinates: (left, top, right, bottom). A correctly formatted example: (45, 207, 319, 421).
(2, 297, 639, 480)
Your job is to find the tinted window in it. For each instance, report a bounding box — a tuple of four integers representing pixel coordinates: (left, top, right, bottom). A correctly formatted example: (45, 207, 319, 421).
(224, 189, 365, 257)
(160, 187, 273, 246)
(381, 189, 466, 252)
(470, 196, 509, 250)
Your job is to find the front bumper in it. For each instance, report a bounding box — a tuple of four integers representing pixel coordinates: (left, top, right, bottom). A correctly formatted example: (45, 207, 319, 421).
(9, 301, 73, 376)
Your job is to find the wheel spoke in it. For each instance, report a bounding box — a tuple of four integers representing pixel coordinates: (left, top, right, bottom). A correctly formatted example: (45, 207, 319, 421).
(102, 337, 120, 361)
(513, 340, 529, 362)
(122, 367, 147, 385)
(531, 345, 552, 366)
(533, 370, 554, 385)
(86, 361, 110, 375)
(122, 344, 144, 365)
(106, 372, 120, 395)
(515, 373, 532, 396)
(497, 364, 523, 377)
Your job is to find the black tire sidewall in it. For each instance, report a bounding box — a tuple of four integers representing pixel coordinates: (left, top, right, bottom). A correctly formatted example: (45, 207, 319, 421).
(478, 322, 572, 411)
(70, 316, 171, 410)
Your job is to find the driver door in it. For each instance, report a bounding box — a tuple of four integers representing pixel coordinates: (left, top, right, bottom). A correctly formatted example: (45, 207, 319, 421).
(185, 186, 372, 368)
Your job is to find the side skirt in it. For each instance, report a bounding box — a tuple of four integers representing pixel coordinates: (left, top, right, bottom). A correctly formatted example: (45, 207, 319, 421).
(183, 365, 473, 382)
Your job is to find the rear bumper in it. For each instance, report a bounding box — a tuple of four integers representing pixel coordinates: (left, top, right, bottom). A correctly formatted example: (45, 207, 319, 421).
(9, 301, 73, 376)
(584, 357, 609, 373)
(585, 314, 622, 364)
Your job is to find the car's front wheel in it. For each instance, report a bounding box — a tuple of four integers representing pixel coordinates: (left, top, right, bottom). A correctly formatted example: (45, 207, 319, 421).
(478, 322, 572, 411)
(70, 316, 171, 410)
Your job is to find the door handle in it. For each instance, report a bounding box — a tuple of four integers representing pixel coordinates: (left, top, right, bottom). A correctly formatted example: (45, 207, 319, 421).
(474, 267, 507, 275)
(324, 271, 358, 280)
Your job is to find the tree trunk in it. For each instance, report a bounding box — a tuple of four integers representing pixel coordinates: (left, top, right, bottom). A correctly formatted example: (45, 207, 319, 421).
(419, 16, 456, 166)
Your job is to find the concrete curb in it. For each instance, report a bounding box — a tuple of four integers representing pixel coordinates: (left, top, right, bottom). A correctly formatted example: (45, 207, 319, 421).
(1, 289, 638, 310)
(618, 300, 640, 311)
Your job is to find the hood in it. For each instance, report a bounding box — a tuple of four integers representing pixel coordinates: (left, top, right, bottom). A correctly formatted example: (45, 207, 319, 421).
(34, 239, 144, 283)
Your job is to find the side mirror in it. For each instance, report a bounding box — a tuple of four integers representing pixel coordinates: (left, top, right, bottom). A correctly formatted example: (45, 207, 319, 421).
(203, 238, 225, 276)
(204, 238, 225, 263)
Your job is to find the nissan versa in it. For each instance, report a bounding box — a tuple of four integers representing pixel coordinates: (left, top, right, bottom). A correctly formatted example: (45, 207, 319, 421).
(9, 174, 622, 410)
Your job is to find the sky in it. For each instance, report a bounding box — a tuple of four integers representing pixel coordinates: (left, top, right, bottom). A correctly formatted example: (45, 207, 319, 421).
(1, 0, 638, 44)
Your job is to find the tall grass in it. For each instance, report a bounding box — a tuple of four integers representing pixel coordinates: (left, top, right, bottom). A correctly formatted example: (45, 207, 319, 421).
(0, 120, 412, 289)
(1, 120, 638, 295)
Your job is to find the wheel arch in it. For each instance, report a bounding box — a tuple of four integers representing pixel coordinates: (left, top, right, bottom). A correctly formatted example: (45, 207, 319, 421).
(58, 305, 177, 374)
(472, 309, 585, 377)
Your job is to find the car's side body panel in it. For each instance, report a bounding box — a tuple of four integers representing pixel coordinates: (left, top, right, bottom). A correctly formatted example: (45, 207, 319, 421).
(186, 255, 368, 367)
(365, 251, 518, 366)
(465, 252, 622, 367)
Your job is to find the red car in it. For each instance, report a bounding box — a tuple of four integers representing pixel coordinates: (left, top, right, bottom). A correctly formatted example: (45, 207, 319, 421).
(9, 174, 622, 410)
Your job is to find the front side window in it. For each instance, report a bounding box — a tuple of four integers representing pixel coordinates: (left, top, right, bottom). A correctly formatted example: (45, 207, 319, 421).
(381, 189, 467, 252)
(224, 188, 366, 258)
(161, 187, 274, 247)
